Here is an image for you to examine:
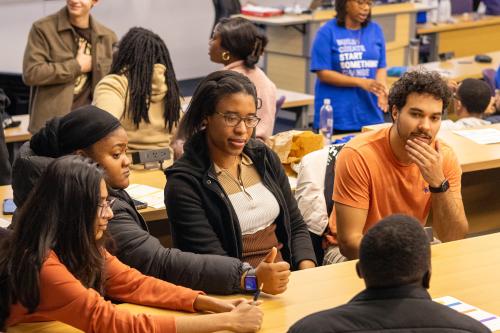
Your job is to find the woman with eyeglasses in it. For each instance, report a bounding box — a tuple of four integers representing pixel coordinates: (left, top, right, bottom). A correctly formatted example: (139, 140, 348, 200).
(12, 105, 290, 297)
(310, 0, 388, 133)
(165, 70, 317, 275)
(93, 27, 182, 152)
(1, 155, 263, 332)
(209, 17, 277, 141)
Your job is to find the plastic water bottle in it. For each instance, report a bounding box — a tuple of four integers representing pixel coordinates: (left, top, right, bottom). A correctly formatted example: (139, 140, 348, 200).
(319, 98, 333, 144)
(438, 0, 451, 23)
(428, 0, 439, 23)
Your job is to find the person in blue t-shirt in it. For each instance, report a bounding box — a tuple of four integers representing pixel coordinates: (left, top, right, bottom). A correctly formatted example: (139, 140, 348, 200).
(310, 0, 388, 132)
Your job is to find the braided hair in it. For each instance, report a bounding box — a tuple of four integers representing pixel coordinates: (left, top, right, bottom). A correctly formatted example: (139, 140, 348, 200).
(110, 27, 181, 132)
(215, 17, 268, 69)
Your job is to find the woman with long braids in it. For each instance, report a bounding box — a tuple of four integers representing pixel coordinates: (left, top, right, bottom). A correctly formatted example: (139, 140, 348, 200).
(0, 155, 263, 333)
(209, 17, 277, 141)
(93, 27, 181, 151)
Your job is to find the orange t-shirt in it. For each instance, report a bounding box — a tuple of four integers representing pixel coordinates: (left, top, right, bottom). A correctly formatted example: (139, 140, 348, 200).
(328, 126, 462, 244)
(7, 250, 203, 333)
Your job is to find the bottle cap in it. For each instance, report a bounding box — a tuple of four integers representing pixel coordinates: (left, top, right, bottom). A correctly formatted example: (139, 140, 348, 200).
(323, 98, 331, 105)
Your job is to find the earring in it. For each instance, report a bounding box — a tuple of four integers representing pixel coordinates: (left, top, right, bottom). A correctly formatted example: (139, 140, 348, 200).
(222, 51, 230, 61)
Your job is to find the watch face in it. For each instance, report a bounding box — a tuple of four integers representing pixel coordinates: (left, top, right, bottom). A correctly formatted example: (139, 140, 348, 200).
(430, 179, 450, 193)
(244, 275, 258, 291)
(442, 180, 450, 192)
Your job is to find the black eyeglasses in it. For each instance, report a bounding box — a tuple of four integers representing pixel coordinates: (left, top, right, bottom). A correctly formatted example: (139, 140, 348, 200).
(97, 198, 116, 218)
(214, 111, 261, 128)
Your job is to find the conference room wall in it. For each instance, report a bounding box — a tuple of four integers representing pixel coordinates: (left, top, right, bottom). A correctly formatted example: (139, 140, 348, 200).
(0, 0, 220, 80)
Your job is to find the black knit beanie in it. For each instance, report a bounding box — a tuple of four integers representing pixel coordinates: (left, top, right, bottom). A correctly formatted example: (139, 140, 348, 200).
(30, 105, 121, 158)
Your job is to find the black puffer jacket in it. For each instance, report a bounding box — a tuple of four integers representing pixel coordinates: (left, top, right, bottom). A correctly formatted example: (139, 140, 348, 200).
(11, 142, 248, 295)
(107, 187, 246, 294)
(165, 130, 316, 269)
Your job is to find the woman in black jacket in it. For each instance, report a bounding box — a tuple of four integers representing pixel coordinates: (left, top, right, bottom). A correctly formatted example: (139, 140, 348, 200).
(165, 71, 316, 275)
(12, 105, 289, 295)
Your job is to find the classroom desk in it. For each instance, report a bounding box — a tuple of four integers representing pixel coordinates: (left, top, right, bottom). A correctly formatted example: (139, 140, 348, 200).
(417, 15, 500, 61)
(362, 123, 500, 234)
(387, 50, 500, 86)
(4, 114, 30, 143)
(8, 232, 500, 333)
(241, 2, 430, 93)
(127, 168, 166, 221)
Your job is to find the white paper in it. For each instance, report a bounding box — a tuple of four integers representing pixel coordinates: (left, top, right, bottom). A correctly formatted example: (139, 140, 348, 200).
(453, 128, 500, 145)
(125, 184, 165, 209)
(434, 296, 498, 331)
(0, 217, 10, 228)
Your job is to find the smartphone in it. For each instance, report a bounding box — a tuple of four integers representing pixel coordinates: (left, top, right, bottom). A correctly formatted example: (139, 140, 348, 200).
(2, 199, 16, 215)
(132, 198, 148, 210)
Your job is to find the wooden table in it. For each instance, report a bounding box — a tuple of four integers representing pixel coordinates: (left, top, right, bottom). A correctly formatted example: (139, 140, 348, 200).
(417, 15, 500, 61)
(387, 50, 500, 86)
(362, 123, 500, 235)
(4, 114, 30, 143)
(8, 232, 500, 333)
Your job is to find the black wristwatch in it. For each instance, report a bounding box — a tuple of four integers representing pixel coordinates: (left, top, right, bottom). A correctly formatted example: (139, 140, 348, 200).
(241, 265, 258, 292)
(429, 179, 449, 193)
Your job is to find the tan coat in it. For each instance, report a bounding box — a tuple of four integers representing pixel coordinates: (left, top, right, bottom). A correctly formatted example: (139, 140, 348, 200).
(93, 63, 175, 151)
(23, 7, 117, 133)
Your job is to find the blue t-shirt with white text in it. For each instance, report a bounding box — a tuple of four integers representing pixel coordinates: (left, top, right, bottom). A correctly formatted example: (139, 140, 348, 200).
(311, 19, 386, 131)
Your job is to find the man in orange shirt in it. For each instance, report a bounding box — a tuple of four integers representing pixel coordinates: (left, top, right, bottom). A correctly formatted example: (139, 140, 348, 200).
(324, 71, 468, 263)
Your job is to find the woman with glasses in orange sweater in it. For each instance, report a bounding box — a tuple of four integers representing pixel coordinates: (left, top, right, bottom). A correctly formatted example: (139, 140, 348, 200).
(0, 155, 262, 333)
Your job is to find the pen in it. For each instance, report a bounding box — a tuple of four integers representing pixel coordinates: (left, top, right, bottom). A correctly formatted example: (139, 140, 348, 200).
(253, 283, 264, 303)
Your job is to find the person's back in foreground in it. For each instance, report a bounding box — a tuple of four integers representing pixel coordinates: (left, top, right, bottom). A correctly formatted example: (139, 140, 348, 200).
(289, 214, 490, 333)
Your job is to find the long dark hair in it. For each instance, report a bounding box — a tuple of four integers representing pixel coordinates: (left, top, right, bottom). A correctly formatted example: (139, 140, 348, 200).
(0, 156, 106, 330)
(215, 17, 268, 69)
(335, 0, 372, 27)
(178, 70, 258, 140)
(110, 27, 181, 132)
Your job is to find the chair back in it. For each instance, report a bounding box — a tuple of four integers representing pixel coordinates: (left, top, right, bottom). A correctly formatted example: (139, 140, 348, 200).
(323, 144, 345, 216)
(483, 68, 496, 96)
(212, 0, 241, 32)
(275, 95, 286, 120)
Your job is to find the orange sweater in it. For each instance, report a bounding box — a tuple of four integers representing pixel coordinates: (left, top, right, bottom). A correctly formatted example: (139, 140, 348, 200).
(7, 250, 203, 333)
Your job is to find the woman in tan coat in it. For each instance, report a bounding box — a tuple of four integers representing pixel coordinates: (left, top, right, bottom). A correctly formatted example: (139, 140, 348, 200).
(93, 27, 181, 151)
